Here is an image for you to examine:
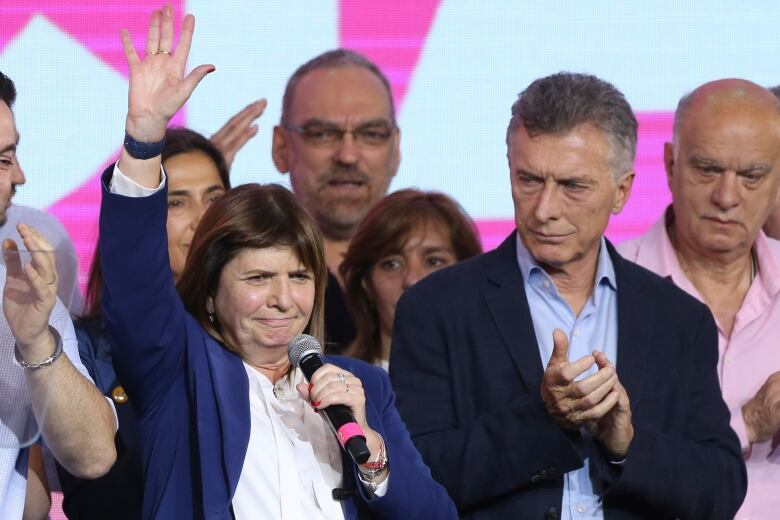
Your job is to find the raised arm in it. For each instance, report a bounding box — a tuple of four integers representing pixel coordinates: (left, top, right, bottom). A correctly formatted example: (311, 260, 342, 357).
(3, 225, 116, 478)
(101, 4, 214, 412)
(118, 5, 214, 187)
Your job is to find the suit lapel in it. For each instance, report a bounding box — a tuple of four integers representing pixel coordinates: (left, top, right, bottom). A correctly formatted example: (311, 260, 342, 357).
(610, 243, 653, 409)
(484, 234, 545, 390)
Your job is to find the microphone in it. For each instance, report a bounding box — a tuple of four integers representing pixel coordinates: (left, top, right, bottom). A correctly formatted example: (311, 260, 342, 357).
(288, 334, 371, 465)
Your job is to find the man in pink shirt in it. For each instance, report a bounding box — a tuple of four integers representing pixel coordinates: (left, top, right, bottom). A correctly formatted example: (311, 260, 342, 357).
(761, 85, 780, 240)
(618, 79, 780, 519)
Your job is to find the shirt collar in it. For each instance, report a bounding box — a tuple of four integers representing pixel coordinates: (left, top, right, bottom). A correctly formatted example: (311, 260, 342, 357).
(515, 232, 617, 291)
(636, 206, 780, 299)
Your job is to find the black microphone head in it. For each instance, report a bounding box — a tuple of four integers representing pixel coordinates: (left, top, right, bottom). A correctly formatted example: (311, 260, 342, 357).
(287, 334, 322, 367)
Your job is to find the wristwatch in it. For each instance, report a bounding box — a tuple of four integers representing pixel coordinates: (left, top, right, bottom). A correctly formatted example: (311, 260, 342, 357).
(124, 132, 166, 160)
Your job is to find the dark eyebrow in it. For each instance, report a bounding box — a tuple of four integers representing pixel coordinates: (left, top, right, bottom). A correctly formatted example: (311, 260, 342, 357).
(556, 175, 594, 186)
(168, 184, 224, 198)
(422, 245, 455, 255)
(0, 143, 16, 155)
(299, 118, 392, 129)
(516, 169, 543, 180)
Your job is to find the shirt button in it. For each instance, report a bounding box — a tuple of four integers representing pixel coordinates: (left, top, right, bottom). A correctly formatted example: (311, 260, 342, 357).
(573, 329, 579, 337)
(543, 280, 551, 288)
(577, 504, 586, 513)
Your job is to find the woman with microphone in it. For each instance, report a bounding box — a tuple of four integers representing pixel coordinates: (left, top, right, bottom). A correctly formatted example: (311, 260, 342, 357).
(94, 5, 455, 519)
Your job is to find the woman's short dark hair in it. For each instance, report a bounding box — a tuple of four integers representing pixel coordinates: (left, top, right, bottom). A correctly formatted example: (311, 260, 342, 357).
(339, 189, 482, 365)
(177, 184, 327, 349)
(162, 127, 231, 189)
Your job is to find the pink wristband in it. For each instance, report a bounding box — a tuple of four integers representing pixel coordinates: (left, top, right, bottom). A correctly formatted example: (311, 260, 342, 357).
(337, 422, 365, 447)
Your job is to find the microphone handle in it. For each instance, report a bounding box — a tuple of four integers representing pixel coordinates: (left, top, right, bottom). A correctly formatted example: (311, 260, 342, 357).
(299, 353, 371, 465)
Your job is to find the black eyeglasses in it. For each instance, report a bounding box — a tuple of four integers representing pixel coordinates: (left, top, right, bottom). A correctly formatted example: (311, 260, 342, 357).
(283, 122, 395, 147)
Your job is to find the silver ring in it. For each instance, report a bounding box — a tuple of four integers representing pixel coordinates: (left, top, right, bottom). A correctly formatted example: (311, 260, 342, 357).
(337, 372, 346, 384)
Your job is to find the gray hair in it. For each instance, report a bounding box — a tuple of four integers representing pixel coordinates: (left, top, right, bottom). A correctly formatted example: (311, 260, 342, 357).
(506, 72, 637, 178)
(280, 49, 395, 125)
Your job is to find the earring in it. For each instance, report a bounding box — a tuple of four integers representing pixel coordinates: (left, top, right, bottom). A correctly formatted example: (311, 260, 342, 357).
(208, 313, 216, 324)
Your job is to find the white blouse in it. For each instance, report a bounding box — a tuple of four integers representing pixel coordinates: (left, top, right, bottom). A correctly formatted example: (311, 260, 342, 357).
(233, 365, 388, 519)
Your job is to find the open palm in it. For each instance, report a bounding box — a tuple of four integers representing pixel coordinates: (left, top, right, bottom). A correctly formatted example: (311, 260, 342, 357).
(122, 5, 214, 141)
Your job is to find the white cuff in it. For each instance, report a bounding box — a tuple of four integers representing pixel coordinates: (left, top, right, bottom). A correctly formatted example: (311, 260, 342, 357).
(110, 162, 166, 196)
(358, 471, 389, 497)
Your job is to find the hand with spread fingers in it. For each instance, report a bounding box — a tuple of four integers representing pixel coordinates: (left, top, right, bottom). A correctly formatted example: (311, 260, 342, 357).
(210, 100, 268, 168)
(2, 223, 58, 350)
(122, 4, 215, 145)
(119, 4, 215, 188)
(540, 329, 620, 429)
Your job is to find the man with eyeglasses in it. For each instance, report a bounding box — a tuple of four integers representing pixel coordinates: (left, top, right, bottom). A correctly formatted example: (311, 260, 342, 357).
(272, 50, 401, 353)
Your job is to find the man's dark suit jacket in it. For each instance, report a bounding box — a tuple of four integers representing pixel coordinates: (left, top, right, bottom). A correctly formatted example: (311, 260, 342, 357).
(390, 233, 747, 519)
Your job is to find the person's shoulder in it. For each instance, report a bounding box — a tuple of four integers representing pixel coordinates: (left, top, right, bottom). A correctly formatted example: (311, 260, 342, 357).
(6, 204, 67, 232)
(763, 235, 780, 258)
(615, 253, 709, 315)
(614, 235, 642, 262)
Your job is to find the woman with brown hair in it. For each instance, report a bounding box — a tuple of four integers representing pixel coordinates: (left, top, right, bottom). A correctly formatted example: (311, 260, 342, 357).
(88, 5, 456, 519)
(340, 189, 482, 369)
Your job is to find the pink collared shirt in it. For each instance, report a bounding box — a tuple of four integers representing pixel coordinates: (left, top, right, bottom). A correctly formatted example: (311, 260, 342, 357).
(618, 212, 780, 519)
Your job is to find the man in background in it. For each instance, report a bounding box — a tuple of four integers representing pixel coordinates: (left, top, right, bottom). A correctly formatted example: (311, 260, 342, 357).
(272, 50, 400, 352)
(0, 69, 116, 520)
(761, 84, 780, 239)
(619, 78, 780, 518)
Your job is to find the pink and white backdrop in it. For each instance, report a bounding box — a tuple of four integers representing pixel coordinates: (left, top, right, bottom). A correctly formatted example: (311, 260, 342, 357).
(2, 0, 780, 516)
(4, 1, 780, 290)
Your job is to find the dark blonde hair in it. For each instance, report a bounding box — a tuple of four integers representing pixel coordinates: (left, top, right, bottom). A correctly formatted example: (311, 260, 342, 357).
(177, 184, 327, 349)
(339, 189, 481, 365)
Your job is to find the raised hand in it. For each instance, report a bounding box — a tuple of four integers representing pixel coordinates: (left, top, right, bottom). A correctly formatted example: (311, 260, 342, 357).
(541, 329, 619, 429)
(587, 350, 633, 458)
(210, 100, 268, 168)
(3, 224, 57, 350)
(122, 4, 215, 142)
(742, 370, 780, 444)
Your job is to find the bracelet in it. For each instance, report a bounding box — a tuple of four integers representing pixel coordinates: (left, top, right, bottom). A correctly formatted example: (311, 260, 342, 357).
(123, 132, 166, 160)
(14, 325, 63, 370)
(358, 436, 389, 481)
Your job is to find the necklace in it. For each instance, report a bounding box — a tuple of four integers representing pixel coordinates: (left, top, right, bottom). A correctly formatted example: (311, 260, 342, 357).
(750, 249, 757, 283)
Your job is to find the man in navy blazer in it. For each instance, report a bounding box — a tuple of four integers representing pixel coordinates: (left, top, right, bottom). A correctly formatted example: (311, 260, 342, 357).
(390, 73, 747, 519)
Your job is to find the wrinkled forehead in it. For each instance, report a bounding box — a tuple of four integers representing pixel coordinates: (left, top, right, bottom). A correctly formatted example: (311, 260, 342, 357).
(678, 101, 780, 158)
(289, 66, 394, 125)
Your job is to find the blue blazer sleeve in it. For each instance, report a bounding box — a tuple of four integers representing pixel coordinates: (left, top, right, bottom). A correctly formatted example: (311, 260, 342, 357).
(390, 287, 583, 511)
(99, 165, 187, 415)
(330, 357, 458, 519)
(590, 304, 747, 519)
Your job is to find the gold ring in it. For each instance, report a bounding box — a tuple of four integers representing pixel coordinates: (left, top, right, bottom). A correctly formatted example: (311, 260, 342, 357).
(159, 50, 171, 55)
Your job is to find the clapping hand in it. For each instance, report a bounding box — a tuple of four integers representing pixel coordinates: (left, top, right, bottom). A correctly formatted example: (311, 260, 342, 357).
(540, 329, 633, 457)
(3, 224, 57, 351)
